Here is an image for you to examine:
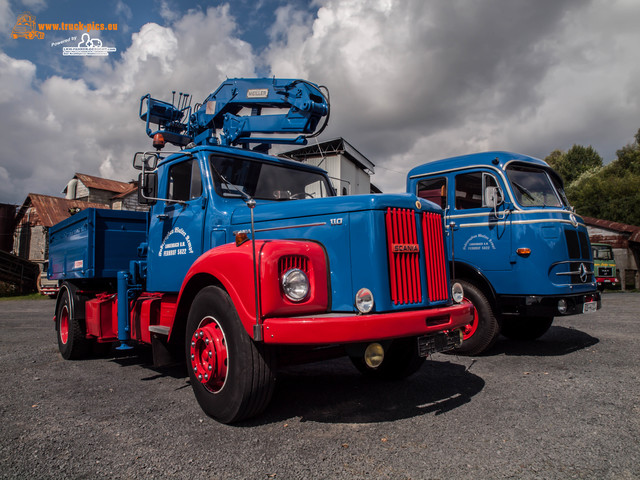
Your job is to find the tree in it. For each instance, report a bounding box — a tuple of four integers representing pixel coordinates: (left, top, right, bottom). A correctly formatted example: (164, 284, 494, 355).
(560, 129, 640, 226)
(545, 145, 603, 185)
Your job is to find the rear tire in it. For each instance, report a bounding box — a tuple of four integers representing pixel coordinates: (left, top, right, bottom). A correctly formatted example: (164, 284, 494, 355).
(449, 280, 499, 355)
(56, 285, 90, 360)
(186, 286, 276, 423)
(350, 337, 425, 380)
(500, 315, 554, 341)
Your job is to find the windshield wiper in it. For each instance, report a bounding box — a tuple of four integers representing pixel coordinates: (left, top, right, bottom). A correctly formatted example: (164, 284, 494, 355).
(512, 181, 536, 202)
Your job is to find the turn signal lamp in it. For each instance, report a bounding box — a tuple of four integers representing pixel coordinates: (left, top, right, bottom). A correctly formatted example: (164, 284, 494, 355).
(234, 230, 249, 246)
(516, 248, 531, 257)
(153, 133, 165, 150)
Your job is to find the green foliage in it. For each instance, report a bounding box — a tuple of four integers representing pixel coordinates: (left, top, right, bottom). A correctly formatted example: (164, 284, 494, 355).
(553, 129, 640, 226)
(545, 145, 603, 184)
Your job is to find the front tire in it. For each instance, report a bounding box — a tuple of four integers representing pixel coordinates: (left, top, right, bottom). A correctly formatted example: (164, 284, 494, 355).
(350, 337, 425, 380)
(500, 315, 554, 341)
(56, 285, 90, 360)
(450, 280, 499, 355)
(186, 286, 276, 424)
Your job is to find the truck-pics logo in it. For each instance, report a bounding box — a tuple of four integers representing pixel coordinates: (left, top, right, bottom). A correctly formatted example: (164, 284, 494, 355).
(12, 11, 44, 39)
(62, 33, 116, 56)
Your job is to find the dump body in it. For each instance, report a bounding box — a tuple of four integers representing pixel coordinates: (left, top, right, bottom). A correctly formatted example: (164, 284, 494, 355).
(49, 209, 147, 280)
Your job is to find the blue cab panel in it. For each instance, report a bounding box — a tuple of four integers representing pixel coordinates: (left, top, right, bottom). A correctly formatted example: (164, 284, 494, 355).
(49, 208, 147, 280)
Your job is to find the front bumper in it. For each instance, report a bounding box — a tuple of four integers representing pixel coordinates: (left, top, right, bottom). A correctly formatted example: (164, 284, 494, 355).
(497, 291, 601, 317)
(262, 302, 474, 345)
(596, 277, 619, 286)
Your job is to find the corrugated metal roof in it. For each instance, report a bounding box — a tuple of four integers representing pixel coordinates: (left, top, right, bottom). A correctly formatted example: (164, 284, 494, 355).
(583, 216, 640, 245)
(112, 182, 138, 199)
(282, 137, 376, 173)
(18, 194, 109, 228)
(71, 173, 133, 194)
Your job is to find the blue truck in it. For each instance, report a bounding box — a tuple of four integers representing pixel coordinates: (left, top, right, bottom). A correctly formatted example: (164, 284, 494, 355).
(406, 151, 601, 355)
(49, 78, 473, 423)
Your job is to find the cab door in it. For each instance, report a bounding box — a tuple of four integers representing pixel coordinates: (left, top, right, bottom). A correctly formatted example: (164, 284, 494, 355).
(417, 171, 511, 273)
(146, 157, 206, 292)
(448, 170, 511, 272)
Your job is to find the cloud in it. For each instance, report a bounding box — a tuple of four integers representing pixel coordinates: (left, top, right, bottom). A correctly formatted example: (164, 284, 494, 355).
(1, 0, 640, 203)
(265, 0, 640, 193)
(0, 5, 256, 204)
(20, 0, 46, 13)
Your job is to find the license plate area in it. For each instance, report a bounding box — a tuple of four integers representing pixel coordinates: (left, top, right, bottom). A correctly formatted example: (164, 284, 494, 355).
(583, 301, 597, 314)
(417, 330, 462, 357)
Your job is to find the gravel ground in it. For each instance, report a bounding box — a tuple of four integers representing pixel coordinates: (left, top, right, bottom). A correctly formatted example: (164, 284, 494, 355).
(0, 292, 638, 479)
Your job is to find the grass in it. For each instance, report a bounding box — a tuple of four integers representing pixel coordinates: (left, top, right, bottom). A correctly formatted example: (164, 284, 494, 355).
(0, 293, 52, 302)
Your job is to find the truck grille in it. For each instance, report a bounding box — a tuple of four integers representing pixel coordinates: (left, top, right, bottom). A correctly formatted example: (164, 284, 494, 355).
(564, 228, 593, 283)
(279, 255, 309, 276)
(385, 208, 448, 305)
(421, 212, 448, 302)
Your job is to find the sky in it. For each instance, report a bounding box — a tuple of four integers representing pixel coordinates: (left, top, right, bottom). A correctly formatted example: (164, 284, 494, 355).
(1, 0, 639, 205)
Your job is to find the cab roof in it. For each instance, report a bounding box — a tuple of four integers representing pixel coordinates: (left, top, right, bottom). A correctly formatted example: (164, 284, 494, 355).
(407, 151, 550, 179)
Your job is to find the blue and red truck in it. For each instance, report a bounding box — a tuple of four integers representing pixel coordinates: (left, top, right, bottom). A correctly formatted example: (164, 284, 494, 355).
(49, 78, 473, 423)
(407, 151, 601, 355)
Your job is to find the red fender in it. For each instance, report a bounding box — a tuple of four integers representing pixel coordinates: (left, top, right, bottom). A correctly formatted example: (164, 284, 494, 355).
(176, 240, 329, 338)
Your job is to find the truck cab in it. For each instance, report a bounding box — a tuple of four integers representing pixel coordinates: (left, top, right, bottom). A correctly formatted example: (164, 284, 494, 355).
(407, 151, 601, 354)
(591, 243, 620, 290)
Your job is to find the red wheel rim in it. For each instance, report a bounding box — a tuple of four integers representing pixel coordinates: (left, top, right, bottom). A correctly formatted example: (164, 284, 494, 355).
(59, 305, 69, 345)
(461, 298, 478, 340)
(190, 317, 228, 393)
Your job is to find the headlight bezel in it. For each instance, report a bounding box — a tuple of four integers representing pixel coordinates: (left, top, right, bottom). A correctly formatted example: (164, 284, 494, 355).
(281, 268, 310, 303)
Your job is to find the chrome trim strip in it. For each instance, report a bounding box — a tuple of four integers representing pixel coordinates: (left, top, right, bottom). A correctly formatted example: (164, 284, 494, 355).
(254, 222, 327, 233)
(454, 218, 578, 228)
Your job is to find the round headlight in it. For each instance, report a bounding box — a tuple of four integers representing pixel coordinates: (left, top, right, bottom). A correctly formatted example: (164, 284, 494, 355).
(281, 268, 309, 302)
(451, 282, 464, 303)
(355, 288, 374, 313)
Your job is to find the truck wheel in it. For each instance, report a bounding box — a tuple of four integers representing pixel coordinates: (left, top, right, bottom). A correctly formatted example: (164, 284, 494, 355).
(449, 280, 499, 355)
(56, 286, 90, 360)
(350, 337, 425, 380)
(186, 286, 276, 424)
(500, 316, 554, 341)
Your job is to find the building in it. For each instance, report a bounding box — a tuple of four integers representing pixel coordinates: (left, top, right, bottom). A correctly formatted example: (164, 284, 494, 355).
(281, 137, 380, 195)
(0, 203, 17, 252)
(12, 194, 109, 265)
(12, 172, 145, 270)
(584, 216, 640, 290)
(62, 173, 145, 211)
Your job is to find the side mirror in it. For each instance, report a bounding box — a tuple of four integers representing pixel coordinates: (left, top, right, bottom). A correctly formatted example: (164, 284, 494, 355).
(133, 152, 159, 171)
(138, 171, 158, 205)
(485, 186, 504, 209)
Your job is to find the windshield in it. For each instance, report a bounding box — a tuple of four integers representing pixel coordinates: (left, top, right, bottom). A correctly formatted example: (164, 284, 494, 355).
(209, 155, 335, 200)
(592, 245, 613, 260)
(506, 165, 565, 207)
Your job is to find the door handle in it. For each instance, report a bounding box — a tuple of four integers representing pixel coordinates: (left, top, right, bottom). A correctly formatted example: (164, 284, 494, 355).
(156, 214, 169, 221)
